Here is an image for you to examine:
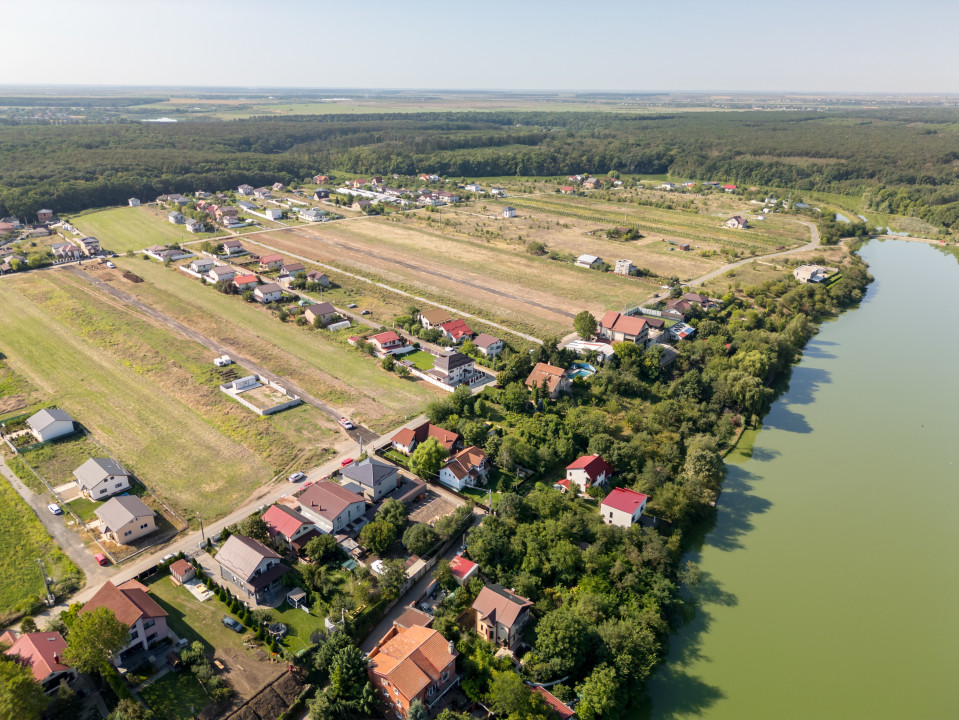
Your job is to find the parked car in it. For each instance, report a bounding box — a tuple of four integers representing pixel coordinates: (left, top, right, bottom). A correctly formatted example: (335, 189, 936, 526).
(105, 261, 116, 269)
(47, 503, 63, 515)
(360, 309, 371, 315)
(288, 471, 306, 483)
(222, 617, 244, 633)
(339, 417, 355, 430)
(94, 553, 110, 567)
(347, 303, 358, 309)
(340, 457, 355, 468)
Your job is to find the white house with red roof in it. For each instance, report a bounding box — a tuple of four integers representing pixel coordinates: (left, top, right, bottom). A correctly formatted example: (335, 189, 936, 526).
(80, 580, 169, 660)
(601, 487, 649, 528)
(263, 504, 320, 552)
(448, 555, 478, 585)
(438, 319, 474, 344)
(566, 455, 614, 493)
(723, 184, 737, 192)
(367, 331, 406, 356)
(233, 273, 259, 291)
(439, 446, 490, 491)
(258, 254, 285, 271)
(2, 630, 76, 694)
(599, 311, 649, 345)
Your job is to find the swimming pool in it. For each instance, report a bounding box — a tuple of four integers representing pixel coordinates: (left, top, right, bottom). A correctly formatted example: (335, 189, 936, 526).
(569, 362, 597, 379)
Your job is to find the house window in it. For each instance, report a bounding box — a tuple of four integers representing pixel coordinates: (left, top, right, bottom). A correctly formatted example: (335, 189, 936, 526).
(141, 523, 149, 529)
(144, 619, 155, 629)
(129, 630, 139, 639)
(115, 483, 123, 488)
(124, 530, 132, 537)
(146, 633, 157, 643)
(441, 670, 449, 682)
(99, 489, 107, 495)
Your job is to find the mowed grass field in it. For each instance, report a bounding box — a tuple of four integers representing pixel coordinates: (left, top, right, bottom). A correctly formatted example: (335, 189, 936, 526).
(107, 256, 438, 430)
(71, 205, 222, 253)
(0, 271, 340, 517)
(0, 479, 81, 622)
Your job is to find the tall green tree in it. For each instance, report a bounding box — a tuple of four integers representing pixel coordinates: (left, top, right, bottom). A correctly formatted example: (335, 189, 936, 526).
(409, 437, 448, 480)
(62, 607, 128, 675)
(0, 657, 49, 720)
(403, 523, 439, 556)
(574, 310, 598, 339)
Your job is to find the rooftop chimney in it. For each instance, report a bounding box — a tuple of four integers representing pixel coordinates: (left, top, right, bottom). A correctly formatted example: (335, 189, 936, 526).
(53, 652, 60, 664)
(448, 640, 455, 655)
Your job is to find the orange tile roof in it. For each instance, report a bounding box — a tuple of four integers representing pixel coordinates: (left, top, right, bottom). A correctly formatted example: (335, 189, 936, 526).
(370, 625, 456, 702)
(525, 362, 567, 393)
(81, 580, 167, 628)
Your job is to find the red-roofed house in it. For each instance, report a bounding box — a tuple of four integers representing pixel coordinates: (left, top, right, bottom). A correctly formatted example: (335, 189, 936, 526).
(438, 446, 490, 492)
(448, 555, 478, 585)
(258, 254, 285, 271)
(367, 624, 459, 718)
(599, 311, 649, 345)
(723, 184, 737, 192)
(566, 455, 614, 493)
(601, 487, 649, 528)
(263, 504, 320, 552)
(233, 274, 259, 291)
(313, 175, 330, 185)
(392, 422, 461, 455)
(438, 319, 474, 344)
(560, 186, 575, 194)
(80, 580, 169, 660)
(533, 686, 576, 719)
(367, 331, 406, 356)
(525, 363, 571, 399)
(3, 631, 76, 693)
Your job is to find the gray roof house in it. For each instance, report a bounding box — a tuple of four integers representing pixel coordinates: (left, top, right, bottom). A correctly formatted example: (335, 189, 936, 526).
(95, 496, 157, 544)
(216, 534, 290, 602)
(73, 458, 131, 499)
(26, 408, 74, 442)
(340, 457, 399, 502)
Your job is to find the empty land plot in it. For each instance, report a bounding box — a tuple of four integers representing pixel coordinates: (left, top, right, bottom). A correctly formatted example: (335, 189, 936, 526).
(11, 433, 102, 493)
(0, 357, 42, 418)
(104, 256, 437, 431)
(71, 205, 220, 253)
(0, 273, 311, 518)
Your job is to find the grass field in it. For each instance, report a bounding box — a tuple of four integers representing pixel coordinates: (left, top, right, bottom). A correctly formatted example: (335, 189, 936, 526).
(0, 357, 41, 418)
(12, 434, 103, 493)
(0, 478, 82, 623)
(404, 350, 436, 371)
(107, 257, 438, 430)
(70, 206, 224, 253)
(139, 671, 209, 720)
(0, 271, 342, 517)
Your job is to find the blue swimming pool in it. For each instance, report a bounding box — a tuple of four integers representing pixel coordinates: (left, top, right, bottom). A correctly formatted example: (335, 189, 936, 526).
(569, 362, 597, 379)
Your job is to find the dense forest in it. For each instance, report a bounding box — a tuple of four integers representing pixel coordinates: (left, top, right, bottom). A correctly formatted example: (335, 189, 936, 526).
(3, 109, 959, 226)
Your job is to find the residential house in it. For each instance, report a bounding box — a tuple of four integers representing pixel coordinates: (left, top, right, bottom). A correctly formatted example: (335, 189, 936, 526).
(216, 534, 290, 603)
(168, 211, 185, 225)
(599, 311, 649, 345)
(299, 208, 327, 222)
(567, 175, 584, 183)
(263, 208, 283, 220)
(348, 179, 366, 189)
(281, 261, 306, 277)
(659, 182, 677, 191)
(51, 242, 82, 262)
(501, 206, 516, 218)
(601, 487, 649, 528)
(253, 282, 283, 303)
(437, 191, 460, 203)
(263, 504, 320, 552)
(297, 481, 367, 534)
(189, 257, 215, 273)
(144, 244, 191, 262)
(575, 254, 603, 269)
(254, 187, 271, 199)
(221, 238, 244, 255)
(78, 236, 101, 256)
(472, 333, 503, 358)
(313, 175, 330, 185)
(430, 352, 475, 387)
(391, 422, 460, 455)
(237, 201, 256, 212)
(681, 291, 713, 308)
(614, 259, 635, 276)
(313, 189, 330, 200)
(156, 194, 186, 204)
(449, 555, 478, 585)
(237, 184, 254, 195)
(471, 585, 533, 650)
(272, 182, 285, 191)
(566, 454, 614, 493)
(340, 457, 399, 502)
(368, 625, 459, 718)
(489, 187, 506, 196)
(669, 322, 696, 341)
(26, 408, 74, 442)
(793, 264, 829, 283)
(367, 331, 405, 356)
(37, 209, 54, 223)
(304, 301, 339, 326)
(95, 495, 157, 544)
(723, 184, 737, 192)
(583, 177, 601, 189)
(169, 559, 196, 584)
(80, 580, 169, 661)
(233, 274, 259, 291)
(2, 630, 76, 694)
(214, 206, 238, 220)
(533, 687, 576, 720)
(370, 176, 384, 186)
(464, 183, 482, 192)
(665, 298, 692, 316)
(206, 265, 236, 284)
(73, 457, 131, 500)
(258, 253, 285, 271)
(438, 319, 474, 344)
(195, 191, 211, 198)
(725, 215, 748, 229)
(560, 185, 575, 194)
(184, 218, 204, 233)
(420, 308, 452, 330)
(525, 362, 571, 399)
(438, 446, 490, 491)
(128, 198, 141, 207)
(306, 270, 330, 286)
(393, 607, 433, 631)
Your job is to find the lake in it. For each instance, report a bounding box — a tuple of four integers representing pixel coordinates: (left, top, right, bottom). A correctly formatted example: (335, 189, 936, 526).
(647, 239, 959, 719)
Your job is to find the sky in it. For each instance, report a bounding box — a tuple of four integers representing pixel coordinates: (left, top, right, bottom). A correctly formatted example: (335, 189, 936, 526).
(4, 0, 959, 93)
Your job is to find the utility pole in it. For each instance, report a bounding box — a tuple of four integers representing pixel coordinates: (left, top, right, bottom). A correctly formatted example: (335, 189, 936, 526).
(37, 558, 54, 607)
(197, 513, 205, 549)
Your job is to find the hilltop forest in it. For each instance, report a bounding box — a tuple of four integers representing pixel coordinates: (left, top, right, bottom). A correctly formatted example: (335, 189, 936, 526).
(2, 109, 959, 228)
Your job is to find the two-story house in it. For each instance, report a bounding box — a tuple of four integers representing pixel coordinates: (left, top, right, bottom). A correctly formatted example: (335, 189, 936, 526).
(599, 311, 649, 346)
(438, 446, 490, 492)
(566, 454, 614, 493)
(391, 422, 460, 455)
(419, 308, 452, 330)
(340, 457, 399, 502)
(296, 481, 367, 534)
(430, 352, 475, 387)
(263, 504, 320, 552)
(73, 458, 131, 500)
(207, 265, 236, 284)
(437, 319, 474, 344)
(253, 282, 283, 303)
(215, 534, 290, 604)
(368, 625, 459, 718)
(304, 302, 339, 327)
(80, 580, 169, 663)
(525, 363, 571, 399)
(94, 495, 157, 544)
(471, 585, 533, 650)
(471, 333, 504, 358)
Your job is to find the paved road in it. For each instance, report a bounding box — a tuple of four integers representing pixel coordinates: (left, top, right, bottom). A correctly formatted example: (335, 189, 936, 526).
(64, 266, 379, 445)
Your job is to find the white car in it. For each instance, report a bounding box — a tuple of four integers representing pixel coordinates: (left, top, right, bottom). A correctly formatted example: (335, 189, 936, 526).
(105, 261, 116, 269)
(288, 471, 307, 483)
(213, 355, 232, 367)
(339, 417, 355, 430)
(47, 504, 63, 515)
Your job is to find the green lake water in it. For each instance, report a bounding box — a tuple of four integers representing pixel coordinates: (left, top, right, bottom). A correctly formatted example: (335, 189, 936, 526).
(647, 239, 959, 719)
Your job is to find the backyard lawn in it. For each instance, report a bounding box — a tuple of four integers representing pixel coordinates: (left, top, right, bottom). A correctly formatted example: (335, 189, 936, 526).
(139, 670, 209, 720)
(404, 350, 436, 371)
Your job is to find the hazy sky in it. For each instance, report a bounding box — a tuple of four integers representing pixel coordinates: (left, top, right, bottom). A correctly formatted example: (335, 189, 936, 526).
(4, 0, 958, 93)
